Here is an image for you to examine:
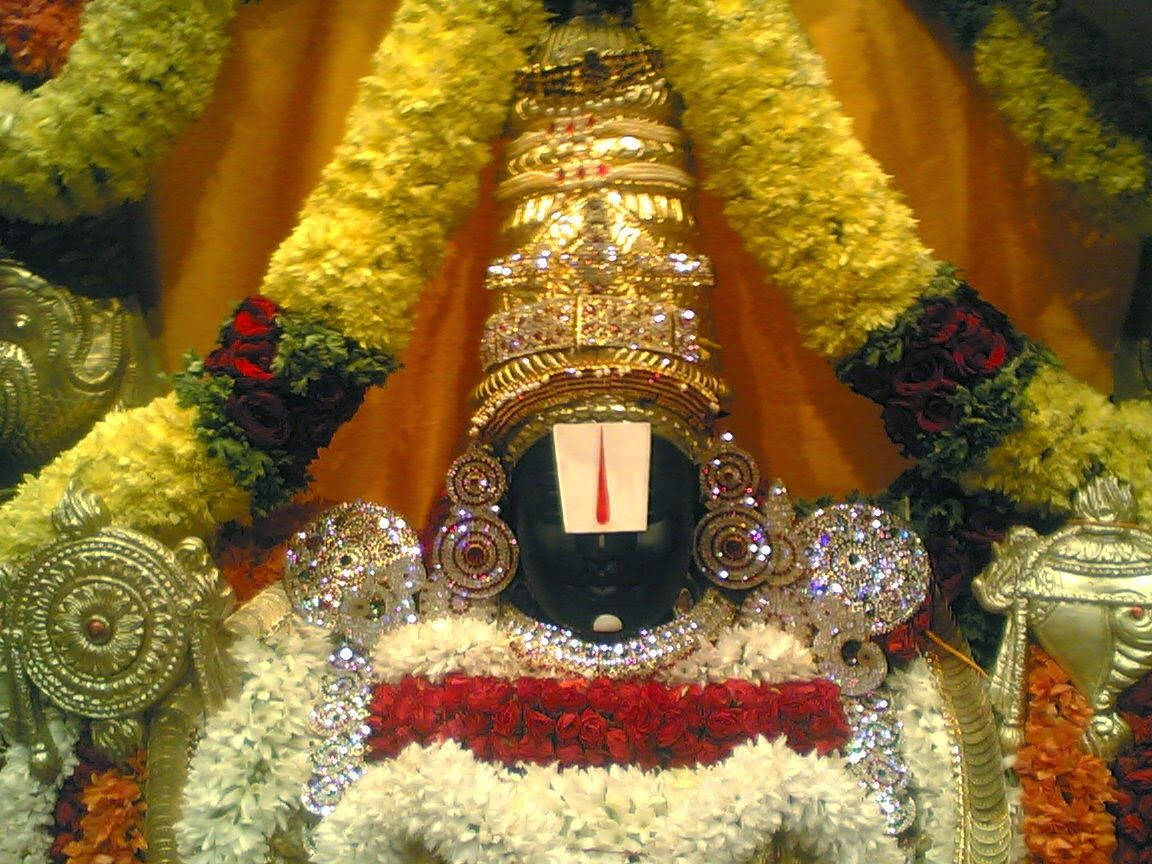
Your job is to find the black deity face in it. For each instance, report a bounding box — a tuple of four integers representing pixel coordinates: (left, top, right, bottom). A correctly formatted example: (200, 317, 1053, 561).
(508, 432, 698, 640)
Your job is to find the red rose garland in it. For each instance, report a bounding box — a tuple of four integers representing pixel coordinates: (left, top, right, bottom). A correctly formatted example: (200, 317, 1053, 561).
(840, 276, 1052, 469)
(174, 296, 397, 513)
(881, 468, 1038, 668)
(366, 675, 850, 771)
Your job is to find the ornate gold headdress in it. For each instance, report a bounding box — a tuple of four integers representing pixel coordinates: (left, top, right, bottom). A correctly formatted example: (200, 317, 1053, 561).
(470, 15, 729, 464)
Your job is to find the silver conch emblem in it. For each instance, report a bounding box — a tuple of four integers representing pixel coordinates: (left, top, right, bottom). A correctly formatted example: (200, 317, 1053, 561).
(974, 474, 1152, 761)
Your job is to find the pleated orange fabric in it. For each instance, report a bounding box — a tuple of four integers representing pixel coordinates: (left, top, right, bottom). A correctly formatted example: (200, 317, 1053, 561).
(153, 0, 1139, 528)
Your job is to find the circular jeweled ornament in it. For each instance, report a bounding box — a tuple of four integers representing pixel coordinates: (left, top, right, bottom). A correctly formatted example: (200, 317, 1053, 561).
(765, 530, 804, 586)
(796, 504, 929, 634)
(700, 441, 760, 506)
(812, 614, 888, 697)
(432, 507, 518, 598)
(285, 502, 424, 642)
(11, 529, 191, 719)
(446, 447, 507, 506)
(693, 505, 772, 589)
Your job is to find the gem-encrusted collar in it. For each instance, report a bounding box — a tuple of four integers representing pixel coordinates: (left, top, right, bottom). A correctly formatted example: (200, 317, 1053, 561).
(500, 590, 734, 678)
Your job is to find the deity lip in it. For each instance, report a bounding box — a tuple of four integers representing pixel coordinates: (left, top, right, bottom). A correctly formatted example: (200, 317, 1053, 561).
(586, 584, 621, 598)
(592, 613, 624, 633)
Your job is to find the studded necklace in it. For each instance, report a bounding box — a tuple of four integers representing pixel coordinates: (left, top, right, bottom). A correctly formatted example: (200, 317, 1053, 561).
(500, 589, 734, 679)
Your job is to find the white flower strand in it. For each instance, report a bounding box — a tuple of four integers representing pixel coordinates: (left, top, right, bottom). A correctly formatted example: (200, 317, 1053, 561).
(176, 624, 329, 864)
(177, 614, 959, 864)
(371, 616, 816, 684)
(314, 737, 902, 864)
(0, 714, 80, 864)
(887, 658, 959, 864)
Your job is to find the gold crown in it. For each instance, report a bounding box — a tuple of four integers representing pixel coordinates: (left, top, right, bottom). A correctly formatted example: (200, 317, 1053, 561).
(471, 16, 729, 462)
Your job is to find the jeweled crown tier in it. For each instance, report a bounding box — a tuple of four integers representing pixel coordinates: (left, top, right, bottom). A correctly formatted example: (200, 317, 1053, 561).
(472, 16, 728, 461)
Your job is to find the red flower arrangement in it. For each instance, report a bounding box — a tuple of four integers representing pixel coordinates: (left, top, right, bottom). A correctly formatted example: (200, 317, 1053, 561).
(1112, 671, 1152, 864)
(843, 287, 1021, 458)
(176, 295, 395, 513)
(366, 674, 850, 771)
(0, 0, 86, 83)
(203, 296, 364, 456)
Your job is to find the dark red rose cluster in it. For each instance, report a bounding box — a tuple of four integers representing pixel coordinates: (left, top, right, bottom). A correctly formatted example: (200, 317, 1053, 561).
(1112, 673, 1152, 863)
(847, 291, 1017, 456)
(365, 674, 850, 771)
(204, 296, 364, 457)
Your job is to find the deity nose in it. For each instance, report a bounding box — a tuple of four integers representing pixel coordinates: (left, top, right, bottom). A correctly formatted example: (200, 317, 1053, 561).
(575, 531, 637, 558)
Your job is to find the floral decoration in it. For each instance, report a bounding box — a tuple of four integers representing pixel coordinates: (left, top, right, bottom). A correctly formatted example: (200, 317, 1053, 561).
(930, 0, 1152, 232)
(888, 658, 960, 864)
(366, 674, 849, 770)
(1113, 671, 1152, 863)
(0, 0, 239, 223)
(59, 751, 147, 864)
(0, 0, 546, 559)
(177, 604, 946, 863)
(638, 0, 1152, 520)
(635, 0, 936, 363)
(881, 468, 1045, 667)
(0, 714, 80, 864)
(213, 498, 335, 603)
(1016, 646, 1118, 864)
(838, 271, 1053, 470)
(0, 0, 86, 85)
(258, 0, 548, 357)
(174, 296, 397, 514)
(176, 625, 330, 864)
(50, 739, 103, 863)
(317, 735, 904, 864)
(0, 389, 251, 563)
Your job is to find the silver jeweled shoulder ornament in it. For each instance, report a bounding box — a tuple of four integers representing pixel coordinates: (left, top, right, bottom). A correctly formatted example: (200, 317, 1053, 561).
(285, 501, 425, 817)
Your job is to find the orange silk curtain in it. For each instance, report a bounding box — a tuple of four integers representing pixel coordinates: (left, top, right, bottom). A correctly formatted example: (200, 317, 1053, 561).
(153, 0, 1140, 529)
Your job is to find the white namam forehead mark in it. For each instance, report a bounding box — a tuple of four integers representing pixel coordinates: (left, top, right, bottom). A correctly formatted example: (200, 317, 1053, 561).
(551, 421, 651, 534)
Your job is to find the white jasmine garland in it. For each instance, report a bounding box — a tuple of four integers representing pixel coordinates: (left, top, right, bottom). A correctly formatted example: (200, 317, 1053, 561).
(0, 714, 80, 864)
(887, 658, 958, 864)
(370, 615, 816, 684)
(313, 737, 901, 864)
(175, 623, 330, 864)
(177, 611, 959, 864)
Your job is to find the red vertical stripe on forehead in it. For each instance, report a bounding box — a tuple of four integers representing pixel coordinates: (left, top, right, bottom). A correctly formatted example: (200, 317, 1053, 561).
(596, 427, 611, 525)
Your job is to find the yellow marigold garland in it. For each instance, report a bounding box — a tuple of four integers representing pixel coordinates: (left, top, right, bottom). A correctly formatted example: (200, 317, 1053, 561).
(0, 0, 239, 223)
(947, 2, 1152, 233)
(638, 0, 1152, 520)
(259, 0, 548, 357)
(635, 0, 937, 362)
(0, 0, 545, 559)
(0, 394, 248, 562)
(1015, 646, 1118, 863)
(962, 366, 1152, 517)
